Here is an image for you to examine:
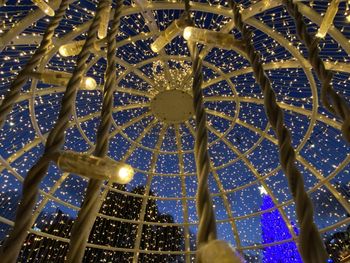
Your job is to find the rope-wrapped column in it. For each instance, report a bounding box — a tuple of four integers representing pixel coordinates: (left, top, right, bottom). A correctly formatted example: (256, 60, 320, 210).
(0, 1, 109, 262)
(230, 2, 328, 263)
(65, 1, 121, 262)
(284, 0, 350, 143)
(192, 48, 242, 263)
(187, 0, 220, 258)
(191, 49, 217, 248)
(0, 0, 68, 130)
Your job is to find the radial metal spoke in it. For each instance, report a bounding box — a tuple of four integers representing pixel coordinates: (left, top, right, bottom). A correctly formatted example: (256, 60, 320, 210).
(132, 124, 168, 262)
(175, 124, 191, 262)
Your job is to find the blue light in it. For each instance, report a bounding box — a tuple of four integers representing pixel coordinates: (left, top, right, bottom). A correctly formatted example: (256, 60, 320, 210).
(261, 194, 302, 262)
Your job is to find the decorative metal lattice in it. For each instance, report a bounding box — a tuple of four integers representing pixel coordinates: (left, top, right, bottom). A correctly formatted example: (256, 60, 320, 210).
(0, 0, 349, 262)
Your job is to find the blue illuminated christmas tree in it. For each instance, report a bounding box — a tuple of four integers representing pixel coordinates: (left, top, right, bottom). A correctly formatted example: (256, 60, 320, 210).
(260, 186, 303, 262)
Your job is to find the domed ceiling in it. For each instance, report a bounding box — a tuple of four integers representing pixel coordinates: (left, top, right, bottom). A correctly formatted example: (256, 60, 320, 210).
(0, 0, 349, 262)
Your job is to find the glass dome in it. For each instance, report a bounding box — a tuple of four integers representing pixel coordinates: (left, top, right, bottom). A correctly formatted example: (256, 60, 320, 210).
(0, 0, 349, 262)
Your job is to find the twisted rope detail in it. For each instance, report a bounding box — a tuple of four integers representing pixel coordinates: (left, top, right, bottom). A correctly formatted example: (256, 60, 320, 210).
(192, 49, 217, 249)
(184, 0, 190, 14)
(0, 152, 60, 263)
(231, 2, 327, 263)
(66, 1, 121, 262)
(284, 0, 350, 142)
(0, 1, 108, 262)
(0, 0, 67, 131)
(0, 1, 70, 262)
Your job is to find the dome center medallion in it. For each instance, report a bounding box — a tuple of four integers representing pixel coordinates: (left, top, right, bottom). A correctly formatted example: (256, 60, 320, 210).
(151, 89, 194, 124)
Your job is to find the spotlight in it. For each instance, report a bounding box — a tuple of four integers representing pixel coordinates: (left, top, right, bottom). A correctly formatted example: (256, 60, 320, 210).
(30, 71, 97, 90)
(150, 14, 192, 53)
(59, 40, 86, 57)
(183, 27, 245, 51)
(57, 151, 135, 184)
(82, 77, 98, 90)
(59, 40, 101, 57)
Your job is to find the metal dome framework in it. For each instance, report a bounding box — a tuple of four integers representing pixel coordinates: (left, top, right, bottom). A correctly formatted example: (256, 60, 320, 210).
(0, 0, 349, 262)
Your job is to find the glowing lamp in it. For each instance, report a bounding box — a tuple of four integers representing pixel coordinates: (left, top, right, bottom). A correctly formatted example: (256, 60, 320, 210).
(183, 27, 244, 51)
(183, 27, 192, 41)
(59, 40, 86, 57)
(116, 166, 135, 184)
(59, 40, 101, 57)
(316, 0, 340, 38)
(150, 15, 192, 53)
(82, 77, 97, 90)
(197, 240, 243, 263)
(57, 151, 135, 184)
(347, 15, 350, 23)
(30, 71, 97, 90)
(32, 0, 55, 17)
(31, 71, 70, 86)
(97, 6, 111, 39)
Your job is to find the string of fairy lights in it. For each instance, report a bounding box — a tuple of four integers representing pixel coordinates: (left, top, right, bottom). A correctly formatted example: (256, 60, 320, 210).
(0, 0, 350, 262)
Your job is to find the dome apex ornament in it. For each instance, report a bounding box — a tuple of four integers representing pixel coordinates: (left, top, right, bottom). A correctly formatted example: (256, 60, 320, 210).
(151, 89, 194, 124)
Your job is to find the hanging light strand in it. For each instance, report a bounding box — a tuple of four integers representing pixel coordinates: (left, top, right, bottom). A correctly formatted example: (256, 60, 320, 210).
(0, 1, 71, 262)
(230, 2, 328, 263)
(66, 1, 122, 262)
(284, 0, 350, 143)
